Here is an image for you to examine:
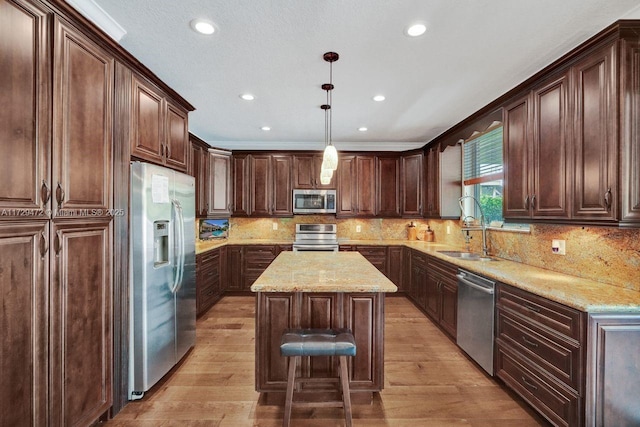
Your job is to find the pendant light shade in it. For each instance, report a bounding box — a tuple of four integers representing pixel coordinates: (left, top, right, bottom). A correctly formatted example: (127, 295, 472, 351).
(319, 167, 333, 185)
(322, 144, 338, 170)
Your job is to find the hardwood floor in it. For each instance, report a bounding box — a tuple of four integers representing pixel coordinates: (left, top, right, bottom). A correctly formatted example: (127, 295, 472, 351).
(104, 296, 549, 426)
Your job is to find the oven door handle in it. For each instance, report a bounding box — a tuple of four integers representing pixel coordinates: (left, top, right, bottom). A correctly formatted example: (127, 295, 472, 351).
(293, 245, 339, 251)
(456, 274, 495, 295)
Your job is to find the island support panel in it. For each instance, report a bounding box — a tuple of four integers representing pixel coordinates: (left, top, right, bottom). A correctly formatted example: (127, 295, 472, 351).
(255, 292, 384, 403)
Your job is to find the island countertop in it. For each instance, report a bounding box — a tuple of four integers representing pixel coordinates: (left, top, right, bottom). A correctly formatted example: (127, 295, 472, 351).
(250, 251, 398, 293)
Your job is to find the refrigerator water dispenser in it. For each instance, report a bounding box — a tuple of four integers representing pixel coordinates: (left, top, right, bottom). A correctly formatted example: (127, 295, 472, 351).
(153, 221, 169, 266)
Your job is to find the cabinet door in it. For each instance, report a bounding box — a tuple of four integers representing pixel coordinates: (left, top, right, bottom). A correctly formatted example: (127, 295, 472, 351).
(301, 293, 342, 379)
(191, 143, 208, 217)
(130, 74, 163, 164)
(293, 154, 315, 189)
(503, 94, 532, 218)
(225, 246, 243, 291)
(344, 293, 383, 391)
(337, 155, 357, 216)
(572, 42, 617, 221)
(356, 155, 376, 216)
(531, 72, 570, 218)
(620, 38, 640, 223)
(207, 151, 232, 216)
(232, 154, 249, 216)
(164, 101, 189, 172)
(424, 274, 439, 320)
(376, 156, 401, 217)
(401, 152, 423, 217)
(53, 18, 113, 218)
(0, 221, 48, 426)
(272, 155, 293, 216)
(49, 219, 112, 426)
(0, 0, 51, 219)
(424, 147, 439, 217)
(387, 246, 403, 288)
(440, 281, 457, 338)
(250, 154, 272, 216)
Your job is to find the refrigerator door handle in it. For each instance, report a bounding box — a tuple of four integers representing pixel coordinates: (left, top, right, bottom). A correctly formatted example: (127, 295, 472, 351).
(174, 201, 186, 292)
(170, 199, 184, 294)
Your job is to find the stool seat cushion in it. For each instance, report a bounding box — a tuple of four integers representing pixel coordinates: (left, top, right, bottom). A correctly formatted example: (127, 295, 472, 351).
(280, 328, 356, 357)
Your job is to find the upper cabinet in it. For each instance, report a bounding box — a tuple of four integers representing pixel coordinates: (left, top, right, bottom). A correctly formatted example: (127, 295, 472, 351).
(337, 154, 376, 217)
(503, 28, 640, 226)
(190, 134, 232, 218)
(130, 73, 189, 173)
(232, 153, 293, 217)
(423, 143, 461, 219)
(293, 153, 336, 189)
(376, 155, 401, 217)
(400, 151, 424, 217)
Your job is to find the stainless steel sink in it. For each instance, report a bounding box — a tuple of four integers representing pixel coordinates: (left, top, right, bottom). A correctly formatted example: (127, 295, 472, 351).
(437, 250, 498, 261)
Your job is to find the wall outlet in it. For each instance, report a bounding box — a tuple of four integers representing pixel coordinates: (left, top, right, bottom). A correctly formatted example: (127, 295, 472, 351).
(446, 225, 451, 234)
(356, 225, 362, 233)
(552, 239, 566, 255)
(272, 222, 278, 230)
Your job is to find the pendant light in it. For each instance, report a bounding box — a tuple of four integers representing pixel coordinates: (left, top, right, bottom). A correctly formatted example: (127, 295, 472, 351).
(319, 102, 333, 185)
(321, 52, 339, 171)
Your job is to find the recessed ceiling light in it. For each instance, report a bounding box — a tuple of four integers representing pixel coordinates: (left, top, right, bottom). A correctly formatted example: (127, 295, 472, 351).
(190, 19, 216, 35)
(373, 95, 386, 102)
(358, 127, 368, 132)
(240, 94, 255, 101)
(405, 23, 427, 37)
(261, 126, 271, 131)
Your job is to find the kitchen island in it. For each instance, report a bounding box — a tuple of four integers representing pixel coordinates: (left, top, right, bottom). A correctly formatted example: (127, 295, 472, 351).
(250, 251, 397, 403)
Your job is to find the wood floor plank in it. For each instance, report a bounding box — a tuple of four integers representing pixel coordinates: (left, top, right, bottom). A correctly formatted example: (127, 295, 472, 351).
(105, 296, 549, 426)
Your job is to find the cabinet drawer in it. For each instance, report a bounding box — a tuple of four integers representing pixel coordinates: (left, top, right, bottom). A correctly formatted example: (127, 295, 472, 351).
(497, 308, 582, 391)
(496, 345, 580, 427)
(356, 246, 386, 256)
(244, 245, 277, 256)
(411, 250, 427, 267)
(497, 284, 584, 341)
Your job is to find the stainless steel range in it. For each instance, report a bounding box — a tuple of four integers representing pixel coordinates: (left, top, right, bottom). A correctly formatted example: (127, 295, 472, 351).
(292, 223, 339, 252)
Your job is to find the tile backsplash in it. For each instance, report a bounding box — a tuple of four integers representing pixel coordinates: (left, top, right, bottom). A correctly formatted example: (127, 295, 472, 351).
(223, 216, 639, 292)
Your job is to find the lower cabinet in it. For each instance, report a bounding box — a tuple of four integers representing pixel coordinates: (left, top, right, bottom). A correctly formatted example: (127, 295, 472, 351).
(495, 283, 586, 427)
(196, 246, 225, 316)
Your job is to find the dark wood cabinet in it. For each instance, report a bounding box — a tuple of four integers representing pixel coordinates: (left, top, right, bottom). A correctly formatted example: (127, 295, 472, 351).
(495, 283, 586, 427)
(504, 72, 571, 220)
(225, 245, 243, 292)
(387, 246, 403, 288)
(409, 249, 428, 308)
(293, 153, 336, 189)
(0, 221, 49, 426)
(0, 0, 51, 220)
(337, 154, 376, 217)
(190, 136, 209, 216)
(243, 245, 279, 291)
(206, 149, 232, 217)
(196, 247, 224, 316)
(237, 153, 293, 217)
(130, 73, 189, 173)
(572, 41, 617, 221)
(255, 292, 384, 394)
(53, 16, 113, 219)
(356, 245, 387, 274)
(376, 156, 401, 217)
(49, 219, 112, 427)
(620, 36, 640, 223)
(400, 152, 423, 217)
(423, 144, 461, 219)
(424, 146, 439, 218)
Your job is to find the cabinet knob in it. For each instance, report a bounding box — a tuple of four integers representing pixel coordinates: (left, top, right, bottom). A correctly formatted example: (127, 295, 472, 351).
(166, 144, 171, 158)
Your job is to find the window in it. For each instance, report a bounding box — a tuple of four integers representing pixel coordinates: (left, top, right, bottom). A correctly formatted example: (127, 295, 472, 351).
(461, 122, 528, 231)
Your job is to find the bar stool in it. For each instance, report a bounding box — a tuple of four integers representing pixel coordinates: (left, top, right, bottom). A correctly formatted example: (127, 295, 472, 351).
(280, 328, 356, 427)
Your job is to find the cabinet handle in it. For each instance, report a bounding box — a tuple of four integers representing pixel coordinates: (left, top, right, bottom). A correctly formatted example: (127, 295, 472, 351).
(39, 231, 48, 258)
(41, 180, 51, 207)
(54, 231, 62, 256)
(55, 182, 65, 206)
(166, 144, 171, 158)
(524, 195, 529, 210)
(160, 144, 165, 158)
(205, 203, 209, 213)
(521, 376, 538, 391)
(531, 194, 536, 209)
(522, 336, 539, 348)
(604, 188, 612, 209)
(523, 303, 540, 313)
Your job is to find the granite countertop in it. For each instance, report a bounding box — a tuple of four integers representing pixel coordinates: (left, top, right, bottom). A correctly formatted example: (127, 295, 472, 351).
(249, 251, 398, 293)
(197, 238, 640, 312)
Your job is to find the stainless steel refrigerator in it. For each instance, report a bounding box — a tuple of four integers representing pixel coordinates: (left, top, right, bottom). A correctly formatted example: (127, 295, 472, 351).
(129, 161, 196, 399)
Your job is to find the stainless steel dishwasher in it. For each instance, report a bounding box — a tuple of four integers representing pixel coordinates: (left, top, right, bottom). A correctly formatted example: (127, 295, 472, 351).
(456, 269, 496, 375)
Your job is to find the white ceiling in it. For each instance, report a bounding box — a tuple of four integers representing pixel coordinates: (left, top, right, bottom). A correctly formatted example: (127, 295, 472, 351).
(80, 0, 640, 151)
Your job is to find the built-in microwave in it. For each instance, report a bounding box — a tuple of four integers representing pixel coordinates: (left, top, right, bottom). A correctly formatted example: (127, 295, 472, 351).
(292, 189, 337, 214)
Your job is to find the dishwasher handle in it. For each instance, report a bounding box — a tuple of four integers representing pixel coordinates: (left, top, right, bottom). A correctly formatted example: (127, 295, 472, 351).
(456, 273, 495, 295)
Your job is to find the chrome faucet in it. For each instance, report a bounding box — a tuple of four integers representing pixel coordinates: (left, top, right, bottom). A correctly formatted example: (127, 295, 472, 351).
(458, 195, 489, 257)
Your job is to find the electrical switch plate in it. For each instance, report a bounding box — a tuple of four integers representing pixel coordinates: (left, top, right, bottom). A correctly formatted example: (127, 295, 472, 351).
(552, 239, 566, 255)
(272, 222, 278, 230)
(356, 225, 362, 233)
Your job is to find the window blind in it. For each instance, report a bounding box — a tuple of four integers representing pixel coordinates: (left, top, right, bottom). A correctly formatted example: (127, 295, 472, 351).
(463, 125, 503, 185)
